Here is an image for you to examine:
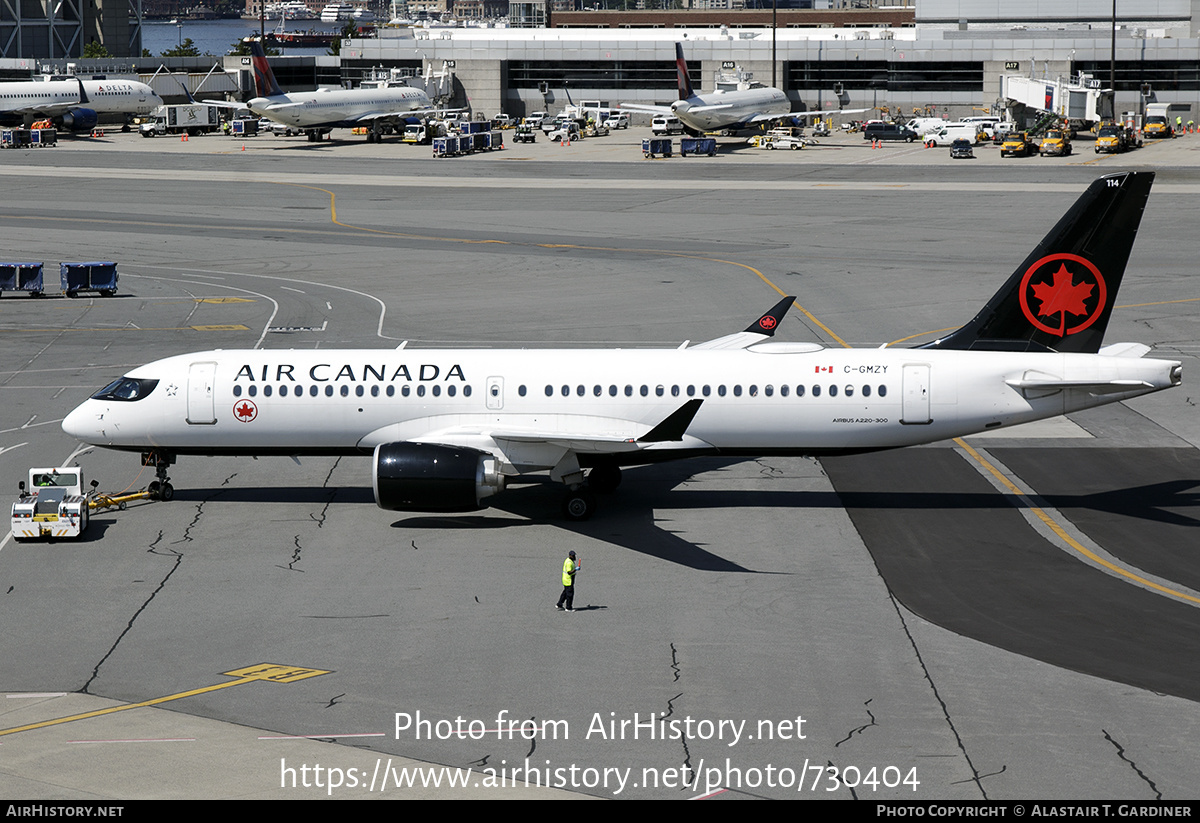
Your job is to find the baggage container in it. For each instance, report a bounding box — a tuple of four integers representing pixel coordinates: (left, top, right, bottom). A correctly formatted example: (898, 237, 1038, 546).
(0, 263, 45, 297)
(680, 137, 717, 156)
(60, 262, 118, 297)
(642, 138, 672, 158)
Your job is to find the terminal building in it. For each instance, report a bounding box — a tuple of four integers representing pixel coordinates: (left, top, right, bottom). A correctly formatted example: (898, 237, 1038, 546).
(321, 0, 1200, 122)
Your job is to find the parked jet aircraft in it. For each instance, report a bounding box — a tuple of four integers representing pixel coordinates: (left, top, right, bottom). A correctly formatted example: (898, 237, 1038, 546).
(61, 172, 1180, 520)
(218, 41, 441, 141)
(0, 76, 162, 132)
(619, 42, 863, 135)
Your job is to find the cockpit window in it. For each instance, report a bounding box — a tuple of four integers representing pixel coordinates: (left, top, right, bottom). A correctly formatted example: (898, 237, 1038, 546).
(91, 377, 159, 402)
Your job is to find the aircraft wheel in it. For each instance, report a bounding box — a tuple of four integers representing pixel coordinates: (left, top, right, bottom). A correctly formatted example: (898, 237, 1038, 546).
(588, 465, 622, 494)
(159, 483, 174, 502)
(148, 480, 160, 499)
(562, 489, 596, 522)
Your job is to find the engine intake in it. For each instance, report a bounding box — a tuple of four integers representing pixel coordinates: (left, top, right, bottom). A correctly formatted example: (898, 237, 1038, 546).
(373, 442, 505, 512)
(59, 108, 98, 133)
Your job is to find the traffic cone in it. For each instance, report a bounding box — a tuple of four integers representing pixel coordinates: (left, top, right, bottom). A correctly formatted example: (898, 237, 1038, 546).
(181, 132, 188, 142)
(241, 144, 246, 151)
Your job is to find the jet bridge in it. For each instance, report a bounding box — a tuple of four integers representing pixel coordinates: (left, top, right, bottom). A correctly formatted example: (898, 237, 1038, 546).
(1001, 73, 1112, 130)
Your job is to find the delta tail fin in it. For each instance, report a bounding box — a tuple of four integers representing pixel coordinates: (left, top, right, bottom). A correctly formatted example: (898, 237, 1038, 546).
(675, 42, 695, 101)
(922, 171, 1154, 354)
(249, 40, 285, 98)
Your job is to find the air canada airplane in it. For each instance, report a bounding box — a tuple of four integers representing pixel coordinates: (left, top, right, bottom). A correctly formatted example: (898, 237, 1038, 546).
(218, 41, 440, 141)
(0, 76, 162, 132)
(62, 172, 1180, 520)
(619, 42, 863, 135)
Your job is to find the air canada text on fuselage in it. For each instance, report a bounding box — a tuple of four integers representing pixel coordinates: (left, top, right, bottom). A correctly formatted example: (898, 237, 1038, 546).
(233, 363, 466, 383)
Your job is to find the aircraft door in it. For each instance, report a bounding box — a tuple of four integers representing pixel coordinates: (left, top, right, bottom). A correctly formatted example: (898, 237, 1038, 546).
(901, 363, 931, 425)
(187, 361, 217, 425)
(486, 376, 504, 410)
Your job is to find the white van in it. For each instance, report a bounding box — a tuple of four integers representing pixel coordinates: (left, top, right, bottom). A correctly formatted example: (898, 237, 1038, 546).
(906, 117, 948, 136)
(651, 115, 683, 135)
(925, 122, 985, 146)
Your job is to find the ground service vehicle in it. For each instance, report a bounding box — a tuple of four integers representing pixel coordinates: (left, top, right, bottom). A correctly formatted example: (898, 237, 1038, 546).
(1001, 131, 1036, 157)
(863, 122, 918, 142)
(1143, 103, 1183, 138)
(513, 123, 536, 143)
(606, 113, 630, 129)
(1039, 129, 1072, 156)
(925, 123, 984, 146)
(651, 115, 683, 135)
(139, 104, 220, 137)
(12, 468, 91, 540)
(949, 138, 974, 159)
(1094, 123, 1126, 154)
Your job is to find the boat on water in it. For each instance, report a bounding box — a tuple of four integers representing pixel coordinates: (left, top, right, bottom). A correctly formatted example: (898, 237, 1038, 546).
(320, 2, 354, 22)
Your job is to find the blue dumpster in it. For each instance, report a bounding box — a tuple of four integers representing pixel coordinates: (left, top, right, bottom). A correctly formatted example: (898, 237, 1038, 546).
(61, 262, 118, 297)
(0, 263, 45, 297)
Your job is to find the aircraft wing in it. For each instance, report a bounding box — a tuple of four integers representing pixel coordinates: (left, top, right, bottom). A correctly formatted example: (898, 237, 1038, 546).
(346, 107, 444, 123)
(617, 103, 673, 116)
(779, 107, 869, 120)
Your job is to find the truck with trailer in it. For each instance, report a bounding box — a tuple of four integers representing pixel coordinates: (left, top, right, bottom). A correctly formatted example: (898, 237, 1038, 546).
(139, 104, 221, 137)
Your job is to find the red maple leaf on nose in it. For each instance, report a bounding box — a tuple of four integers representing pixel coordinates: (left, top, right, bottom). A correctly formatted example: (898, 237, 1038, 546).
(1031, 262, 1094, 321)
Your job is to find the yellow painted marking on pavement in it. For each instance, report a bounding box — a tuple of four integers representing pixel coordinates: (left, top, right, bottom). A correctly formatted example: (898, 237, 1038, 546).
(888, 327, 958, 347)
(191, 324, 250, 331)
(0, 664, 329, 738)
(198, 297, 255, 304)
(280, 182, 851, 347)
(955, 438, 1200, 605)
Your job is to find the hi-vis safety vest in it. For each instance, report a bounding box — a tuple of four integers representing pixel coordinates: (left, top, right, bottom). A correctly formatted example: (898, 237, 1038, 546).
(562, 558, 577, 586)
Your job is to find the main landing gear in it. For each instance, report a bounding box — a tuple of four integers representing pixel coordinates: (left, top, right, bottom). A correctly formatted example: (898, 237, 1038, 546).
(142, 450, 175, 502)
(560, 465, 622, 522)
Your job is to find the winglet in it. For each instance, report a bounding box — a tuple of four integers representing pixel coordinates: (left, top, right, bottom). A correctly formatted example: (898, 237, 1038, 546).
(675, 42, 695, 101)
(639, 399, 703, 443)
(743, 295, 793, 336)
(75, 77, 89, 105)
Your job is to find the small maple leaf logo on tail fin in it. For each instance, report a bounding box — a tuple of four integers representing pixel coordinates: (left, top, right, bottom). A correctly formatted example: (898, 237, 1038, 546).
(1019, 254, 1107, 337)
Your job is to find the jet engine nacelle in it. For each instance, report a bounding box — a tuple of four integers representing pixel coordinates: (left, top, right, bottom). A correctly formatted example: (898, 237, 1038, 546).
(59, 108, 98, 133)
(373, 442, 506, 512)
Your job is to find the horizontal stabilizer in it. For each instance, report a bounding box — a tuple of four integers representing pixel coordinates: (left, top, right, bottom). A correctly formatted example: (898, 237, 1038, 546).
(1006, 377, 1153, 393)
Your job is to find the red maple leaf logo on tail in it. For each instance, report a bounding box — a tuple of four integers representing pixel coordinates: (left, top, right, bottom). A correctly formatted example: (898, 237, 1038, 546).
(1031, 263, 1094, 334)
(1018, 254, 1107, 338)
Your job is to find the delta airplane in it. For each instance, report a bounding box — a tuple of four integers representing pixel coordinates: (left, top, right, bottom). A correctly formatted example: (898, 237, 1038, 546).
(62, 172, 1180, 521)
(619, 43, 864, 135)
(221, 41, 442, 141)
(0, 76, 162, 132)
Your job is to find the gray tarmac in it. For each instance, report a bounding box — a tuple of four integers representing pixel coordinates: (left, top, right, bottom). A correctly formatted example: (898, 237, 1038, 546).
(0, 126, 1198, 800)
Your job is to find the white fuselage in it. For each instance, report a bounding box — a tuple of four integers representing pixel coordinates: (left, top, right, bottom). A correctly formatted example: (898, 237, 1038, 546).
(247, 86, 433, 129)
(671, 87, 791, 132)
(0, 79, 162, 117)
(61, 345, 1180, 475)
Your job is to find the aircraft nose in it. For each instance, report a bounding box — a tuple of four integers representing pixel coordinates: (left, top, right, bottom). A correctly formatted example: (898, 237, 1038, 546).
(62, 402, 98, 442)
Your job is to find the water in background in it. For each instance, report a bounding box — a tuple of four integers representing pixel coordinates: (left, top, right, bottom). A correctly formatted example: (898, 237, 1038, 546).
(142, 19, 345, 58)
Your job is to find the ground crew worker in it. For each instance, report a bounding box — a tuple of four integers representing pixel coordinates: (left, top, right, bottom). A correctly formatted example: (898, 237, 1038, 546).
(1176, 115, 1183, 135)
(556, 550, 579, 612)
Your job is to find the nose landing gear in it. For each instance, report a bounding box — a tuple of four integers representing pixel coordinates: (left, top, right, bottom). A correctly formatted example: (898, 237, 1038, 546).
(141, 450, 175, 501)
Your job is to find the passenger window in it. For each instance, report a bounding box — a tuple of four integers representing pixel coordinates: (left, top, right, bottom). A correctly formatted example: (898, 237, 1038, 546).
(463, 386, 472, 397)
(655, 385, 664, 397)
(325, 386, 334, 397)
(386, 386, 394, 397)
(609, 385, 617, 397)
(417, 385, 425, 397)
(764, 385, 773, 397)
(356, 385, 364, 397)
(687, 385, 695, 397)
(640, 385, 648, 397)
(796, 385, 805, 397)
(879, 385, 887, 397)
(717, 385, 726, 397)
(309, 386, 319, 397)
(233, 385, 242, 397)
(780, 385, 788, 397)
(519, 385, 527, 397)
(844, 385, 854, 397)
(863, 385, 871, 398)
(561, 385, 569, 397)
(401, 385, 409, 397)
(625, 385, 633, 397)
(733, 385, 742, 397)
(447, 385, 456, 397)
(812, 385, 821, 397)
(248, 385, 257, 397)
(545, 385, 553, 397)
(280, 385, 289, 397)
(371, 385, 379, 397)
(702, 385, 711, 397)
(829, 385, 837, 397)
(432, 385, 441, 397)
(594, 385, 602, 397)
(671, 385, 679, 397)
(340, 385, 349, 397)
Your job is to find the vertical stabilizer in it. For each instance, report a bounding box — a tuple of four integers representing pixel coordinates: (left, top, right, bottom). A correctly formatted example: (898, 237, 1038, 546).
(675, 43, 695, 101)
(249, 40, 285, 98)
(921, 171, 1154, 354)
